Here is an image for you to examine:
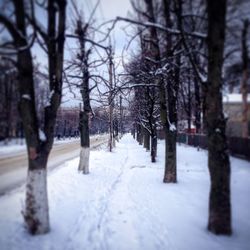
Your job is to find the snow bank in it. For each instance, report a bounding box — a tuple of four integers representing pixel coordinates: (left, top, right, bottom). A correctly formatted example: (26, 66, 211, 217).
(0, 139, 26, 156)
(0, 135, 249, 250)
(223, 93, 250, 104)
(0, 134, 108, 157)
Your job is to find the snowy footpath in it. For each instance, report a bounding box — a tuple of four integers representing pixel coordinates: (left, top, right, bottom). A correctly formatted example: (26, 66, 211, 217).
(0, 134, 249, 250)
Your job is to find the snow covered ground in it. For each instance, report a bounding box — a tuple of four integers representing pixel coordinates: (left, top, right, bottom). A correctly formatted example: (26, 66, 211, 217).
(0, 134, 249, 250)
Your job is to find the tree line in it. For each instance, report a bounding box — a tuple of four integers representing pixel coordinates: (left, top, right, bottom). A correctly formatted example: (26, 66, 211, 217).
(113, 0, 249, 236)
(0, 0, 249, 237)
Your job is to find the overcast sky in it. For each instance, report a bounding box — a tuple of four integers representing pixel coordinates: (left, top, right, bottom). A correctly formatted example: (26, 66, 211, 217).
(61, 0, 136, 107)
(78, 0, 135, 61)
(0, 0, 135, 107)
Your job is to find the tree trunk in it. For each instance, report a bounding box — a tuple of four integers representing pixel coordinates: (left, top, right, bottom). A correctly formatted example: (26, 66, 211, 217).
(144, 129, 150, 151)
(0, 0, 67, 235)
(206, 0, 232, 235)
(241, 19, 249, 138)
(142, 127, 146, 148)
(136, 124, 142, 145)
(163, 76, 178, 183)
(119, 95, 123, 136)
(107, 48, 115, 152)
(162, 0, 179, 183)
(112, 118, 116, 147)
(194, 76, 201, 134)
(187, 69, 192, 133)
(138, 125, 143, 145)
(24, 154, 49, 234)
(136, 125, 139, 143)
(75, 20, 92, 172)
(16, 25, 50, 235)
(109, 110, 114, 152)
(132, 127, 136, 139)
(241, 68, 248, 138)
(151, 133, 157, 163)
(78, 111, 90, 174)
(163, 128, 177, 182)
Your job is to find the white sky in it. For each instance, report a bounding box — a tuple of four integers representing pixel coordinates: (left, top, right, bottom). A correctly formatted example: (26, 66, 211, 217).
(62, 0, 136, 107)
(75, 0, 135, 66)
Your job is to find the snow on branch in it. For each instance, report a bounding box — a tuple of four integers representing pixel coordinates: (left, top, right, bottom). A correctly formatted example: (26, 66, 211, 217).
(22, 94, 32, 101)
(39, 129, 47, 142)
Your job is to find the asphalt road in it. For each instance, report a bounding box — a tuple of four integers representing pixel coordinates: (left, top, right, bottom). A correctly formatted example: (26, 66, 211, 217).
(0, 135, 108, 195)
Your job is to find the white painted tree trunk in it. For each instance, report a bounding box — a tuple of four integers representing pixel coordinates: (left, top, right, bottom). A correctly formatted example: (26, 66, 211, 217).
(24, 169, 49, 234)
(78, 147, 90, 174)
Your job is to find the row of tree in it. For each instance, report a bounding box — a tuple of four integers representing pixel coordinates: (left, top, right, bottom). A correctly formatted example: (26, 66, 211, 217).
(116, 0, 249, 235)
(0, 0, 249, 237)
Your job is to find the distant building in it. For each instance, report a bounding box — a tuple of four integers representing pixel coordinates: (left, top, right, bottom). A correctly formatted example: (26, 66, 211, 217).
(223, 94, 250, 137)
(55, 107, 79, 138)
(177, 94, 250, 137)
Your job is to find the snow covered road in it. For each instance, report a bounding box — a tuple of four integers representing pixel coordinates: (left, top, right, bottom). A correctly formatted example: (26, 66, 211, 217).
(0, 135, 108, 195)
(0, 134, 249, 250)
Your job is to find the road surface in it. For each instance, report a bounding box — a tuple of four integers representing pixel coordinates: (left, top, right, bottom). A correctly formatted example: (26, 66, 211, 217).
(0, 135, 108, 195)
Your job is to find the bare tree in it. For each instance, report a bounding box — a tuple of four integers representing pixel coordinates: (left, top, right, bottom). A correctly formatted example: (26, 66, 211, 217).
(65, 2, 113, 169)
(72, 18, 93, 174)
(206, 0, 232, 235)
(124, 50, 160, 162)
(241, 19, 249, 138)
(0, 0, 67, 234)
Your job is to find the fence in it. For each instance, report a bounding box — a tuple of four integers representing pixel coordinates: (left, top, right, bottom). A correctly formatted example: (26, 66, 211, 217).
(176, 133, 250, 161)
